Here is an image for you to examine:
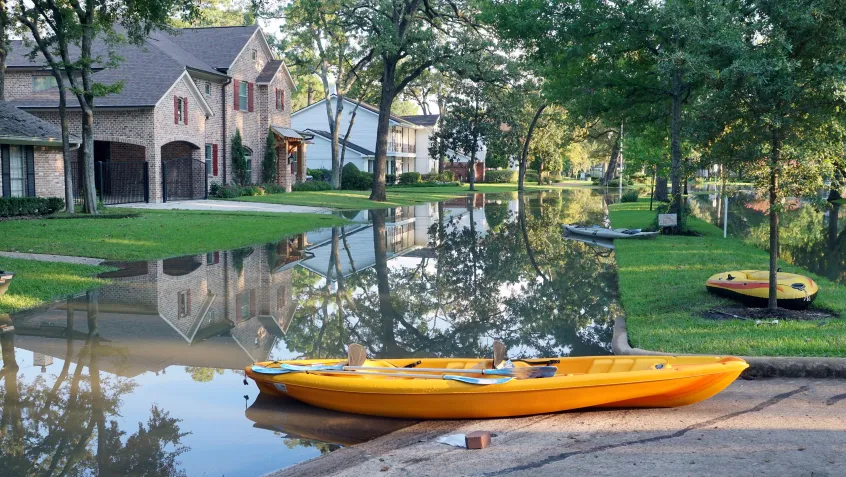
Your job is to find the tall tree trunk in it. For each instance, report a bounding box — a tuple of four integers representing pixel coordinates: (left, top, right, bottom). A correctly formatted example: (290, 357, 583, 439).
(601, 141, 620, 186)
(670, 69, 683, 216)
(80, 107, 97, 213)
(655, 176, 669, 202)
(436, 82, 446, 174)
(76, 3, 98, 214)
(58, 84, 75, 213)
(372, 209, 401, 354)
(519, 105, 547, 191)
(370, 61, 396, 202)
(768, 131, 781, 310)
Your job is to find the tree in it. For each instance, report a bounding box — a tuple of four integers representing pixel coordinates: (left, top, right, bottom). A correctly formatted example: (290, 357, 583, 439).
(231, 128, 248, 185)
(348, 0, 486, 201)
(262, 129, 277, 184)
(528, 105, 568, 185)
(284, 0, 373, 189)
(0, 0, 8, 100)
(169, 0, 253, 27)
(699, 0, 846, 309)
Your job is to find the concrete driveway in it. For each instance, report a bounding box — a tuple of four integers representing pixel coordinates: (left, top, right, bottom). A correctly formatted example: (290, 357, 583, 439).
(275, 378, 846, 477)
(118, 199, 331, 214)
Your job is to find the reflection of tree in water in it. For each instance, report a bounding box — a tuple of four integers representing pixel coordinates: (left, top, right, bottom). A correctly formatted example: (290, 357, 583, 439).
(283, 189, 618, 359)
(184, 367, 225, 383)
(283, 438, 341, 455)
(0, 292, 190, 476)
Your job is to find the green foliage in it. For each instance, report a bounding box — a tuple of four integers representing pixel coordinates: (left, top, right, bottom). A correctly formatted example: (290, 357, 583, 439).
(239, 185, 264, 196)
(391, 100, 420, 116)
(621, 189, 640, 203)
(209, 183, 241, 199)
(0, 197, 65, 217)
(398, 172, 421, 185)
(231, 129, 249, 186)
(385, 174, 397, 185)
(262, 130, 277, 184)
(292, 181, 333, 191)
(485, 170, 517, 183)
(525, 171, 538, 183)
(341, 163, 373, 190)
(308, 168, 332, 182)
(210, 183, 287, 198)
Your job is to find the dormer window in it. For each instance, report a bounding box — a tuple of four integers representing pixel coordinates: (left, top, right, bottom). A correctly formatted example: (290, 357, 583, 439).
(204, 82, 211, 95)
(33, 75, 57, 91)
(176, 97, 184, 122)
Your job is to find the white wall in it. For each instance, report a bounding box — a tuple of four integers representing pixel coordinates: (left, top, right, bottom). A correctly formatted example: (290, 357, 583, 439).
(415, 128, 435, 174)
(306, 135, 369, 172)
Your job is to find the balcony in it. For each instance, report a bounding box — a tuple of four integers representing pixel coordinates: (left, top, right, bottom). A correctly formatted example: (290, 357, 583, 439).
(388, 142, 416, 154)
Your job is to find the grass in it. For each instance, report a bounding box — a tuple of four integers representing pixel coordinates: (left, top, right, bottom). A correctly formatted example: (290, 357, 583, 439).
(609, 199, 846, 357)
(226, 183, 556, 210)
(0, 258, 111, 313)
(0, 209, 346, 261)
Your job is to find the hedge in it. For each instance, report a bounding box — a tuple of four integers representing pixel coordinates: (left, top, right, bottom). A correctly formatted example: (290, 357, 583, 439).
(485, 170, 517, 183)
(0, 197, 64, 217)
(292, 181, 333, 192)
(399, 172, 421, 185)
(341, 163, 373, 190)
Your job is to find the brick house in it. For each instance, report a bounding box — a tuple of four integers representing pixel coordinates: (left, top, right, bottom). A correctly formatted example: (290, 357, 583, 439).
(3, 25, 307, 204)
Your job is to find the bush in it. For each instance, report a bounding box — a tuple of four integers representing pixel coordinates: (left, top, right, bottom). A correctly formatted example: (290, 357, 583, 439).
(210, 183, 241, 198)
(421, 172, 457, 183)
(0, 197, 64, 217)
(441, 170, 456, 182)
(590, 177, 600, 185)
(389, 181, 459, 188)
(240, 185, 265, 196)
(385, 174, 397, 185)
(292, 181, 332, 192)
(398, 172, 421, 185)
(607, 178, 635, 187)
(631, 172, 649, 184)
(485, 170, 517, 183)
(341, 163, 373, 190)
(261, 183, 286, 194)
(621, 189, 640, 203)
(308, 168, 332, 182)
(525, 171, 539, 183)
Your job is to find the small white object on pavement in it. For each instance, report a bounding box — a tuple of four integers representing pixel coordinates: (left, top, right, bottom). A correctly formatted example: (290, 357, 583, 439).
(437, 434, 467, 448)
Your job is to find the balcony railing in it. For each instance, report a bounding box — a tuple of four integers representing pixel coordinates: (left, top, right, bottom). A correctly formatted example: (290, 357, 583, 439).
(388, 142, 416, 153)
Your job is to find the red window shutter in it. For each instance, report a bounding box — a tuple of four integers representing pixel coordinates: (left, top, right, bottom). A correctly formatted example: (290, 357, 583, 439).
(281, 91, 285, 111)
(233, 79, 240, 111)
(183, 97, 188, 125)
(213, 251, 220, 264)
(275, 89, 279, 109)
(173, 96, 178, 124)
(212, 144, 219, 175)
(249, 290, 256, 317)
(187, 289, 192, 315)
(248, 82, 254, 112)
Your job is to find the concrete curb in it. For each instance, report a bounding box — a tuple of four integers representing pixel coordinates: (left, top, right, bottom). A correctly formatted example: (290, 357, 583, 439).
(0, 251, 105, 266)
(612, 316, 846, 378)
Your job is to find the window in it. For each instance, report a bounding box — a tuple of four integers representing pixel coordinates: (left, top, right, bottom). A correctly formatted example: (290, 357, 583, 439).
(206, 251, 220, 265)
(244, 149, 253, 182)
(239, 81, 248, 111)
(251, 49, 257, 60)
(204, 82, 211, 95)
(205, 144, 213, 175)
(240, 294, 251, 320)
(32, 75, 57, 92)
(277, 286, 287, 309)
(8, 146, 27, 197)
(176, 97, 184, 123)
(177, 290, 190, 318)
(367, 160, 373, 173)
(276, 89, 285, 111)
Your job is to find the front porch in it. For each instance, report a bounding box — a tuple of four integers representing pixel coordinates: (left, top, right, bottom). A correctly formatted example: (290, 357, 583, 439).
(270, 127, 308, 191)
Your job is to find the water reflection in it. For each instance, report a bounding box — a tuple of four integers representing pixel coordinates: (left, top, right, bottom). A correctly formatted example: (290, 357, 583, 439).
(689, 191, 846, 284)
(1, 189, 621, 475)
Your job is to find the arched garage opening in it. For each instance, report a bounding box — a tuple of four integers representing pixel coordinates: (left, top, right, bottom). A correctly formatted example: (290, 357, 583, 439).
(70, 140, 148, 205)
(161, 141, 206, 202)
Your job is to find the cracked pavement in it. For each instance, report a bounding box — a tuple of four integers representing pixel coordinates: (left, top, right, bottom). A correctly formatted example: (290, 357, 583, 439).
(272, 378, 846, 477)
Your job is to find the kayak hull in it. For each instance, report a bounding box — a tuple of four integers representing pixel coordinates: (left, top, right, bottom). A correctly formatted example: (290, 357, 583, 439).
(246, 356, 748, 419)
(706, 270, 819, 310)
(564, 225, 658, 240)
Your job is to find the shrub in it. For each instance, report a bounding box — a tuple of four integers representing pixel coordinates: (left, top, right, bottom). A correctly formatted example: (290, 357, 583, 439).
(485, 169, 517, 183)
(398, 172, 421, 185)
(308, 168, 332, 182)
(231, 129, 249, 186)
(261, 183, 286, 194)
(607, 178, 635, 187)
(0, 197, 65, 217)
(590, 177, 601, 185)
(292, 181, 332, 191)
(262, 130, 277, 184)
(240, 185, 265, 196)
(621, 189, 640, 203)
(341, 163, 372, 190)
(210, 183, 241, 198)
(385, 174, 397, 185)
(525, 171, 539, 183)
(389, 181, 459, 188)
(441, 170, 456, 182)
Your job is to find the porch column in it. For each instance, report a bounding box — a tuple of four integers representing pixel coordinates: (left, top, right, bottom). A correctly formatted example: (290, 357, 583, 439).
(296, 142, 305, 182)
(276, 139, 292, 192)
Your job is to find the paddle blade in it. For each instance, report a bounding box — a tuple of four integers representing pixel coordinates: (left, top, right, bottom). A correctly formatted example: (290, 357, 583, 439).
(347, 343, 367, 367)
(250, 365, 292, 375)
(483, 365, 558, 379)
(493, 340, 506, 369)
(444, 375, 513, 385)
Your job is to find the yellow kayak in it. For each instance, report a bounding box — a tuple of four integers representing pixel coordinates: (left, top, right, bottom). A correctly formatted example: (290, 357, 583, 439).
(706, 270, 818, 310)
(245, 355, 748, 419)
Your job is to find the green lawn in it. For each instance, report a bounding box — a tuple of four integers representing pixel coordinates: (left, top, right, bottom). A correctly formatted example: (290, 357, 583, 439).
(225, 183, 556, 210)
(0, 258, 110, 313)
(609, 199, 846, 357)
(0, 209, 346, 261)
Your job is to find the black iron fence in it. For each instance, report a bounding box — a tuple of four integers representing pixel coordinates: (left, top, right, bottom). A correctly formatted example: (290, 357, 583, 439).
(70, 160, 149, 206)
(162, 157, 208, 202)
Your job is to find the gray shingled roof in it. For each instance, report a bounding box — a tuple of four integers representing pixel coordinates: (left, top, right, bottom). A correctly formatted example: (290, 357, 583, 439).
(307, 129, 375, 156)
(256, 60, 284, 84)
(294, 95, 418, 126)
(165, 25, 260, 72)
(402, 114, 439, 127)
(0, 101, 80, 146)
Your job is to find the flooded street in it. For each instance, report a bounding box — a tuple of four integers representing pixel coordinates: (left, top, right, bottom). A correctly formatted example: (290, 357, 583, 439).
(0, 189, 623, 476)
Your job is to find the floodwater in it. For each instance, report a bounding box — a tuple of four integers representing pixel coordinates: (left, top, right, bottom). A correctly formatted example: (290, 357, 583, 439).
(0, 189, 622, 476)
(688, 187, 846, 284)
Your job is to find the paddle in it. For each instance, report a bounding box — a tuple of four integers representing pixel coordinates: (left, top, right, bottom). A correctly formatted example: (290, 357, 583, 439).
(493, 340, 507, 369)
(304, 368, 514, 385)
(251, 363, 557, 379)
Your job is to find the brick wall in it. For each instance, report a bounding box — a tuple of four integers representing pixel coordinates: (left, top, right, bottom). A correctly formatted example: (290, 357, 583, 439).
(194, 78, 225, 188)
(4, 71, 35, 100)
(109, 142, 145, 162)
(33, 147, 65, 198)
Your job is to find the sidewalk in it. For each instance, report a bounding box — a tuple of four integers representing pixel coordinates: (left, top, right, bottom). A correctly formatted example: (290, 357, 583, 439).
(118, 199, 331, 214)
(274, 378, 846, 477)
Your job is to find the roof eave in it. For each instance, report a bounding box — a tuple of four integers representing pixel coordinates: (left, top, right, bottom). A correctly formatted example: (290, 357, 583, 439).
(0, 136, 81, 147)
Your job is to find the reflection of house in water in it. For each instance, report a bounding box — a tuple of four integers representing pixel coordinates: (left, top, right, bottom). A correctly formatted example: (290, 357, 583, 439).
(12, 239, 306, 377)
